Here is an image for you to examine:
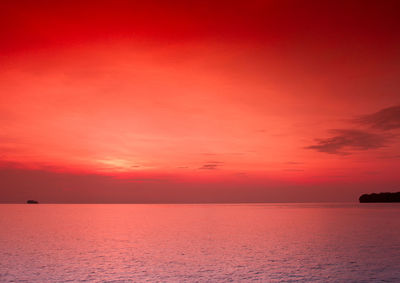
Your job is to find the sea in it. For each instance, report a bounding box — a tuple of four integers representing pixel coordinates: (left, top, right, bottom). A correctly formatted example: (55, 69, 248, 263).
(1, 203, 399, 282)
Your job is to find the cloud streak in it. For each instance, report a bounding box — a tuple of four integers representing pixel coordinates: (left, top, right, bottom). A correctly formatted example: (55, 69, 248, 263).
(198, 161, 224, 170)
(355, 105, 400, 130)
(307, 105, 400, 155)
(306, 129, 386, 155)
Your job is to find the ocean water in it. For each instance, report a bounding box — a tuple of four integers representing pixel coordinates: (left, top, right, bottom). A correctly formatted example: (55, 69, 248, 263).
(0, 203, 400, 282)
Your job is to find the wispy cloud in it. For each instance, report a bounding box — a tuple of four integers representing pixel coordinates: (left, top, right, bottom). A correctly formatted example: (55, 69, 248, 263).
(307, 105, 400, 155)
(198, 161, 224, 170)
(306, 129, 386, 155)
(355, 105, 400, 130)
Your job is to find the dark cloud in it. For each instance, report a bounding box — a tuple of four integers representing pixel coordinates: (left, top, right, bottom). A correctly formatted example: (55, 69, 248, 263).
(307, 105, 400, 155)
(198, 161, 224, 170)
(355, 105, 400, 130)
(306, 129, 386, 155)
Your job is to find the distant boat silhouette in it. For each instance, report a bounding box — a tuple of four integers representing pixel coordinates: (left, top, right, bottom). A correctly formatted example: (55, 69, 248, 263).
(26, 200, 39, 204)
(359, 192, 400, 203)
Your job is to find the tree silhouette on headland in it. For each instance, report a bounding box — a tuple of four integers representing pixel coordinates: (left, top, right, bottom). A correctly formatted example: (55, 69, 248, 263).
(359, 192, 400, 203)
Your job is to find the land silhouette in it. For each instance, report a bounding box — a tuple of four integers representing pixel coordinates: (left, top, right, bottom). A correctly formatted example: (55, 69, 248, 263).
(359, 192, 400, 203)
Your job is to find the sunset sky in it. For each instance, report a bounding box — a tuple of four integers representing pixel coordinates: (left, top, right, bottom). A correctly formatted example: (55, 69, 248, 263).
(1, 0, 400, 202)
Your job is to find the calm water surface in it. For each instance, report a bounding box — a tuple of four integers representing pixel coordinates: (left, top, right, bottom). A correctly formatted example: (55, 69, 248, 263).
(1, 203, 400, 282)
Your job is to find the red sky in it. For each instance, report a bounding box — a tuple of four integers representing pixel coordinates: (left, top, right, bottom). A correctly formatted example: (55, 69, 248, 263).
(1, 0, 400, 202)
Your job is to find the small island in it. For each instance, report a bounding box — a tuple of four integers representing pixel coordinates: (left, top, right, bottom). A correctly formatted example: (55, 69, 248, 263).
(359, 192, 400, 203)
(26, 200, 39, 204)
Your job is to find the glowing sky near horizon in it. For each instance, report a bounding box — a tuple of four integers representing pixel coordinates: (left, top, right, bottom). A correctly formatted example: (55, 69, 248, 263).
(1, 0, 400, 202)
